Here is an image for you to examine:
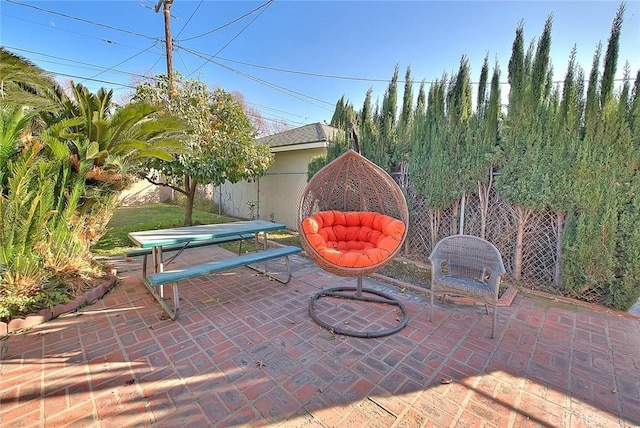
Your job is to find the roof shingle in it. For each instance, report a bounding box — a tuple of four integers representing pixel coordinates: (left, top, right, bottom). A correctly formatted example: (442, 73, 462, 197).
(256, 122, 341, 148)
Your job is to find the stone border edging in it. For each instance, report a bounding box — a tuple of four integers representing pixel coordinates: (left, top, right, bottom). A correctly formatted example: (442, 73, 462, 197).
(519, 287, 640, 320)
(0, 271, 118, 337)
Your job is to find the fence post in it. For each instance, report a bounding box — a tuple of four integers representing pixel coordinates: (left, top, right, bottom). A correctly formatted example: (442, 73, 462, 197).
(459, 193, 466, 235)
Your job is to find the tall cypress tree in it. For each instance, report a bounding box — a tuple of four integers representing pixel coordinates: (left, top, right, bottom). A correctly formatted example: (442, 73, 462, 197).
(531, 16, 554, 109)
(496, 15, 554, 280)
(409, 76, 452, 244)
(396, 66, 415, 187)
(416, 81, 427, 116)
(373, 65, 399, 171)
(309, 96, 356, 178)
(617, 63, 632, 121)
(613, 66, 640, 309)
(400, 66, 414, 128)
(477, 62, 502, 239)
(630, 70, 640, 133)
(485, 62, 502, 145)
(601, 3, 625, 106)
(584, 43, 602, 136)
(562, 4, 640, 308)
(477, 55, 489, 117)
(330, 95, 355, 130)
(449, 56, 473, 126)
(545, 47, 583, 287)
(508, 21, 525, 116)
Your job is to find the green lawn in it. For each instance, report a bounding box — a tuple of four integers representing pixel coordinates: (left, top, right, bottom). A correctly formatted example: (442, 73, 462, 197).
(93, 203, 300, 256)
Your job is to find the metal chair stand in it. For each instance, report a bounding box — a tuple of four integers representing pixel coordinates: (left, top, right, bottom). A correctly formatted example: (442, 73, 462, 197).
(308, 277, 409, 338)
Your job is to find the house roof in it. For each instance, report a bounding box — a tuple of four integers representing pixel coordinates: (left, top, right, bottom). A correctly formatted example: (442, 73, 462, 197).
(256, 122, 341, 152)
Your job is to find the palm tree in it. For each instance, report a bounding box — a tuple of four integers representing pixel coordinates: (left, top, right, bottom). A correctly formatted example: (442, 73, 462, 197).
(0, 47, 61, 113)
(43, 82, 187, 191)
(0, 49, 189, 320)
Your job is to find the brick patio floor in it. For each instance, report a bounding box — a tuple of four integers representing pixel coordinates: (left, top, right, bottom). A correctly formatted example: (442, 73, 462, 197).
(1, 245, 639, 427)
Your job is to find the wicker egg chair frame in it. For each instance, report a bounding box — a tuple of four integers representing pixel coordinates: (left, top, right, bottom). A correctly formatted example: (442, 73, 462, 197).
(298, 149, 410, 338)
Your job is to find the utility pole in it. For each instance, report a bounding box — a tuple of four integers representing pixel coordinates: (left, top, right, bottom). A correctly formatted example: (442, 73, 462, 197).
(155, 0, 174, 97)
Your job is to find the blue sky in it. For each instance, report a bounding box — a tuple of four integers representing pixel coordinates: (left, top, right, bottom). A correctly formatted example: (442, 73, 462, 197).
(2, 1, 639, 132)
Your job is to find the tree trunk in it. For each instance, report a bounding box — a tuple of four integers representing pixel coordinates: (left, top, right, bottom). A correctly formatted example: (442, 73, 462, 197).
(477, 171, 493, 240)
(554, 212, 565, 288)
(514, 204, 532, 281)
(183, 175, 197, 226)
(450, 198, 460, 235)
(429, 208, 441, 249)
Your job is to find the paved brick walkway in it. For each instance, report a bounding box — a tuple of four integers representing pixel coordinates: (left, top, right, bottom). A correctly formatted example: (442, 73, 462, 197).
(1, 246, 639, 427)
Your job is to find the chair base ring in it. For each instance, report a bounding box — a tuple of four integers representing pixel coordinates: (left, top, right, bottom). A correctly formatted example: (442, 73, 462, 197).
(308, 286, 409, 338)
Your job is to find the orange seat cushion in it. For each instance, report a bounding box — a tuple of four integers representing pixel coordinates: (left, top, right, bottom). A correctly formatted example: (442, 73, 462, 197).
(301, 211, 406, 268)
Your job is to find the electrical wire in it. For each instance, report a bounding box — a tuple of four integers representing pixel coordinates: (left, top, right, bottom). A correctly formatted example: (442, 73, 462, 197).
(3, 45, 308, 125)
(176, 49, 192, 76)
(82, 42, 159, 83)
(187, 0, 273, 77)
(210, 55, 631, 86)
(216, 56, 395, 83)
(5, 0, 158, 41)
(174, 0, 203, 39)
(47, 71, 137, 90)
(180, 45, 333, 110)
(5, 46, 163, 81)
(177, 0, 273, 42)
(5, 0, 630, 89)
(244, 101, 309, 120)
(1, 12, 140, 49)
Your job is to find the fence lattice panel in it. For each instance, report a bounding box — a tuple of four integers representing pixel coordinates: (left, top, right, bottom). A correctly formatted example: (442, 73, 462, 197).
(403, 180, 607, 305)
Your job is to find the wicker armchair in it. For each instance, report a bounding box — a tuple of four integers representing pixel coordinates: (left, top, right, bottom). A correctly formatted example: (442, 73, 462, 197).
(428, 235, 506, 338)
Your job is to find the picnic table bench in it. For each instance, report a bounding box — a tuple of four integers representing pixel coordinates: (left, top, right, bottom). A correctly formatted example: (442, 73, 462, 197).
(146, 245, 301, 319)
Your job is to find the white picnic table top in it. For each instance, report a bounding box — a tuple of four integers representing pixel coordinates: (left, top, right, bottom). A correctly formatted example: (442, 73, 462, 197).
(128, 220, 286, 248)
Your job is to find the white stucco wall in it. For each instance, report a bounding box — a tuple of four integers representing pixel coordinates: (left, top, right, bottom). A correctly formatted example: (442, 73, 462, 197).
(117, 177, 172, 206)
(219, 147, 326, 230)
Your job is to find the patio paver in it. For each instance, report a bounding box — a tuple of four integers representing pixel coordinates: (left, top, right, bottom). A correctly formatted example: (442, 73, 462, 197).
(1, 245, 639, 427)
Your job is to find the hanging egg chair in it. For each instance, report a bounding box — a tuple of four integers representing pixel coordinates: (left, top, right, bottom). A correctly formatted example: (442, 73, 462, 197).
(298, 149, 410, 338)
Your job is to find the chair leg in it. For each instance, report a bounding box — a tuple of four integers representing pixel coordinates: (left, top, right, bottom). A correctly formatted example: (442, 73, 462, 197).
(491, 305, 497, 339)
(430, 290, 434, 322)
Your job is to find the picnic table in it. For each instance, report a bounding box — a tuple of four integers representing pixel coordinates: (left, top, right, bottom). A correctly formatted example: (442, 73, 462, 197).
(128, 220, 301, 319)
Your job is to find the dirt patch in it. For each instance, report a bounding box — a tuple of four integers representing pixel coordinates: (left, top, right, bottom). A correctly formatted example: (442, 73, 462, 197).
(378, 257, 431, 288)
(1, 270, 118, 336)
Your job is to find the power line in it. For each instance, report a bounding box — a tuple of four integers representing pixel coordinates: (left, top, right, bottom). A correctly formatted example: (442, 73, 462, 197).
(36, 66, 305, 126)
(174, 0, 203, 39)
(244, 101, 309, 120)
(177, 0, 273, 42)
(180, 45, 333, 110)
(3, 45, 309, 124)
(5, 0, 159, 41)
(176, 49, 192, 76)
(187, 0, 273, 77)
(246, 111, 306, 127)
(1, 12, 140, 49)
(216, 56, 395, 84)
(4, 45, 162, 81)
(5, 0, 631, 90)
(47, 71, 137, 90)
(82, 42, 159, 84)
(213, 55, 632, 87)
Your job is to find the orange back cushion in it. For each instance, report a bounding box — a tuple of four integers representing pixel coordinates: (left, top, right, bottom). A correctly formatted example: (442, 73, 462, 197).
(301, 211, 406, 268)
